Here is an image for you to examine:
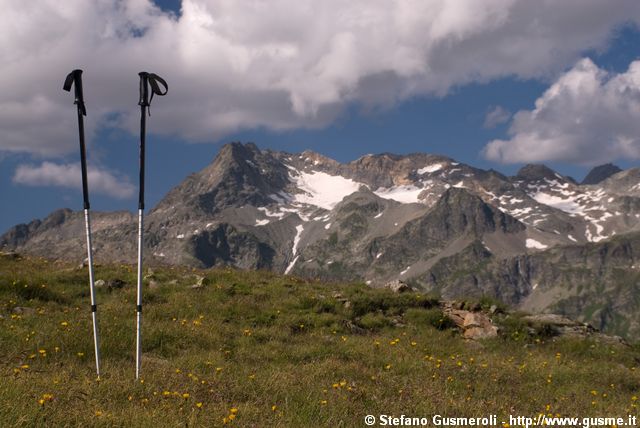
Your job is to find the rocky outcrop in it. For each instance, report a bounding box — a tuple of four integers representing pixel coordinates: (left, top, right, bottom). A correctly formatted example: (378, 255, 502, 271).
(442, 305, 499, 340)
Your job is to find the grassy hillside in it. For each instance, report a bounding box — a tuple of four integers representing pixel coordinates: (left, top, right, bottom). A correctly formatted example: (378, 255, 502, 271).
(0, 253, 639, 427)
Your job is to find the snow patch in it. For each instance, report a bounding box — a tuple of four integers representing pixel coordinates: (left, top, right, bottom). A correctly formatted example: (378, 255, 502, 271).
(285, 224, 305, 274)
(258, 207, 286, 219)
(374, 212, 384, 219)
(176, 234, 185, 239)
(255, 219, 270, 226)
(324, 223, 331, 230)
(400, 266, 411, 275)
(374, 185, 423, 204)
(531, 192, 583, 214)
(526, 239, 547, 249)
(417, 163, 443, 175)
(290, 170, 362, 209)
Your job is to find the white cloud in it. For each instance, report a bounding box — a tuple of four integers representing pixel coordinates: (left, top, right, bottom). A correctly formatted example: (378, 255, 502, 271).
(13, 162, 135, 199)
(483, 58, 640, 165)
(1, 0, 640, 156)
(483, 105, 511, 129)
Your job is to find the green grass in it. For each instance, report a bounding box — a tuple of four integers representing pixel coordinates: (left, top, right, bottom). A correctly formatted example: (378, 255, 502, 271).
(0, 254, 639, 427)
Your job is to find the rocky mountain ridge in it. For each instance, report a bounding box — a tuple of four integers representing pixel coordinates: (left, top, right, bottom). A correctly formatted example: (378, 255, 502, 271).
(2, 142, 640, 338)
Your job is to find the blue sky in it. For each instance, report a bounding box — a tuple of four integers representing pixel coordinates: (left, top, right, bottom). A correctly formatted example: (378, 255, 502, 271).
(1, 1, 640, 233)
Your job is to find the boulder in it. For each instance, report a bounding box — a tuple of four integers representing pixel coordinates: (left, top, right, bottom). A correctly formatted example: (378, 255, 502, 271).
(12, 306, 35, 316)
(94, 279, 106, 288)
(442, 308, 499, 340)
(191, 275, 209, 289)
(464, 325, 499, 340)
(522, 314, 597, 337)
(107, 279, 126, 290)
(384, 280, 412, 293)
(0, 251, 20, 259)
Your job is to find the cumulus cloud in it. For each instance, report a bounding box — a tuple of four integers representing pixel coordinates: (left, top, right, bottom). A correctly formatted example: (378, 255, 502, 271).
(13, 162, 135, 199)
(483, 106, 511, 129)
(2, 0, 640, 156)
(483, 58, 640, 165)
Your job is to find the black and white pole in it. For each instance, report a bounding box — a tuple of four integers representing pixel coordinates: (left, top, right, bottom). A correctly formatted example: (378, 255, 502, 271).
(63, 69, 101, 378)
(135, 72, 167, 379)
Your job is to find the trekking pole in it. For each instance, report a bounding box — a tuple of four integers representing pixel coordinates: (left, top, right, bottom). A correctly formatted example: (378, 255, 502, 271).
(135, 72, 167, 379)
(63, 69, 101, 378)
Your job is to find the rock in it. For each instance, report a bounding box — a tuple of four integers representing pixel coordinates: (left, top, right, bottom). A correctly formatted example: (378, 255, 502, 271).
(391, 318, 406, 328)
(0, 251, 20, 259)
(592, 333, 627, 346)
(384, 280, 412, 293)
(464, 325, 499, 340)
(522, 314, 598, 337)
(191, 276, 208, 289)
(522, 314, 578, 327)
(343, 300, 352, 309)
(445, 309, 467, 329)
(462, 312, 484, 328)
(344, 320, 367, 335)
(443, 308, 498, 340)
(168, 279, 178, 286)
(94, 279, 106, 288)
(79, 258, 89, 268)
(149, 280, 159, 290)
(12, 306, 35, 315)
(107, 279, 126, 289)
(489, 304, 498, 314)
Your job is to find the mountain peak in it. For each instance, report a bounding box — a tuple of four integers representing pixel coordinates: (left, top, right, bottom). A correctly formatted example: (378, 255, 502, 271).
(217, 141, 261, 161)
(516, 164, 563, 182)
(581, 163, 622, 185)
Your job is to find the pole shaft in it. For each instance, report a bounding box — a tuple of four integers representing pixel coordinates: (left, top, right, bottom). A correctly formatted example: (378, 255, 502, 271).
(135, 208, 144, 379)
(135, 102, 147, 379)
(84, 209, 101, 377)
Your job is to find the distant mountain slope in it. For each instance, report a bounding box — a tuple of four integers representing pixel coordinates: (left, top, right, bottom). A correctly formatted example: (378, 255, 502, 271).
(2, 142, 640, 337)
